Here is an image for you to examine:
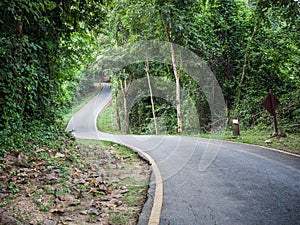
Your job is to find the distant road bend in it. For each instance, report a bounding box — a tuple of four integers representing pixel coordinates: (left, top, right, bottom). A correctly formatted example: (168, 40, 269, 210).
(67, 86, 300, 225)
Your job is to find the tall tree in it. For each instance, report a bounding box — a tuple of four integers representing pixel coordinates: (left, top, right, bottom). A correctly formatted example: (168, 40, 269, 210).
(145, 49, 159, 135)
(156, 0, 195, 134)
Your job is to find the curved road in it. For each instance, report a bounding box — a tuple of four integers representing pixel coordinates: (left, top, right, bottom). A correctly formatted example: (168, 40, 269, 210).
(67, 87, 300, 225)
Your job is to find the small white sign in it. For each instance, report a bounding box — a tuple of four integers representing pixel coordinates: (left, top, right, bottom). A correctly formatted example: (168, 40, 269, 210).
(233, 119, 239, 124)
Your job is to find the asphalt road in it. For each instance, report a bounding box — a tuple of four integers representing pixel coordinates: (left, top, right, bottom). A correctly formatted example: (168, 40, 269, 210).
(67, 86, 300, 225)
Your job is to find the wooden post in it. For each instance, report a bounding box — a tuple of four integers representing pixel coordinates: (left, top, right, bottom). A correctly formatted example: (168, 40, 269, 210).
(232, 117, 240, 137)
(262, 89, 280, 135)
(269, 89, 278, 134)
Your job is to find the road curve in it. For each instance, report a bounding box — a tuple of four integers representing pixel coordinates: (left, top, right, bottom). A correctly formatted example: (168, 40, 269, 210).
(67, 87, 300, 225)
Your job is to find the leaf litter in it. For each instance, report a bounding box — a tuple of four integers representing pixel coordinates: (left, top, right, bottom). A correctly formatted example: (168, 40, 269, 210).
(0, 141, 151, 225)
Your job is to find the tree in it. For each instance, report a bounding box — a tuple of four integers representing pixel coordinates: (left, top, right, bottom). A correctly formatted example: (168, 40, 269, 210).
(0, 0, 104, 154)
(145, 49, 159, 135)
(156, 0, 195, 134)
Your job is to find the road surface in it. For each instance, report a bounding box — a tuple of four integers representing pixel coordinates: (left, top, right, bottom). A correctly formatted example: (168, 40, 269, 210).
(67, 87, 300, 225)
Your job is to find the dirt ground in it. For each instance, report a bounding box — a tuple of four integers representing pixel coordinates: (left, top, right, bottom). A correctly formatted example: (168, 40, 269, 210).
(0, 142, 151, 225)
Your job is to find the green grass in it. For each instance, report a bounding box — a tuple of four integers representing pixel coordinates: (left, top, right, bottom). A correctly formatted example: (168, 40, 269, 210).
(109, 210, 133, 225)
(31, 189, 54, 212)
(199, 128, 300, 155)
(114, 145, 139, 161)
(97, 102, 300, 155)
(120, 178, 149, 206)
(97, 101, 121, 134)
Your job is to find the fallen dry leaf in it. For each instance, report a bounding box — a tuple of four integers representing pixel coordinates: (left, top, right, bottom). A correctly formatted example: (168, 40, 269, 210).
(25, 187, 36, 195)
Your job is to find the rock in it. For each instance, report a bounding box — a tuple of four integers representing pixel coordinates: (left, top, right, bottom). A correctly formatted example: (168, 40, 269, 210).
(42, 219, 58, 225)
(50, 205, 66, 213)
(65, 217, 74, 221)
(0, 211, 22, 225)
(57, 193, 80, 207)
(94, 176, 103, 184)
(87, 207, 102, 215)
(45, 173, 58, 181)
(73, 178, 86, 184)
(80, 210, 88, 215)
(119, 187, 128, 194)
(265, 139, 272, 144)
(111, 193, 123, 199)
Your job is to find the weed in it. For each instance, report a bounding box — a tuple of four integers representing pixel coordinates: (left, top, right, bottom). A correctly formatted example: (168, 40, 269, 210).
(8, 182, 19, 194)
(31, 189, 54, 212)
(24, 215, 32, 224)
(10, 169, 20, 176)
(87, 214, 98, 223)
(121, 180, 149, 207)
(76, 184, 88, 191)
(109, 209, 133, 225)
(0, 199, 14, 207)
(1, 161, 7, 168)
(38, 151, 50, 161)
(43, 185, 54, 194)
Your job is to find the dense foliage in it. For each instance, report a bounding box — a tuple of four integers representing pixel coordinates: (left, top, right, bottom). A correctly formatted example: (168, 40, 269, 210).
(1, 0, 299, 155)
(97, 0, 299, 134)
(0, 0, 104, 155)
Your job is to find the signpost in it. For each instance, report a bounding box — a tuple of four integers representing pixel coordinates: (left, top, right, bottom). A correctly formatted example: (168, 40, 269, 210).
(232, 117, 240, 137)
(262, 89, 280, 134)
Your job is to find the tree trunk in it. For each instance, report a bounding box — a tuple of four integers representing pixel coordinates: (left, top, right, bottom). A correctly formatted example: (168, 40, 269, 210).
(120, 77, 130, 134)
(145, 50, 158, 135)
(115, 86, 121, 132)
(240, 26, 256, 85)
(170, 41, 183, 134)
(123, 91, 129, 134)
(162, 12, 183, 134)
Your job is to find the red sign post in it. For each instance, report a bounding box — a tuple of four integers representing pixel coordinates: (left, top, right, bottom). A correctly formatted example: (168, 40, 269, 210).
(262, 89, 280, 134)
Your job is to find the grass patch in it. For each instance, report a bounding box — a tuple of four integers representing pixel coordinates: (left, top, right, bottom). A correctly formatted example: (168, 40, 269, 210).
(114, 145, 139, 162)
(199, 128, 300, 155)
(109, 209, 133, 225)
(97, 101, 121, 134)
(31, 189, 54, 212)
(97, 102, 300, 154)
(121, 179, 149, 207)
